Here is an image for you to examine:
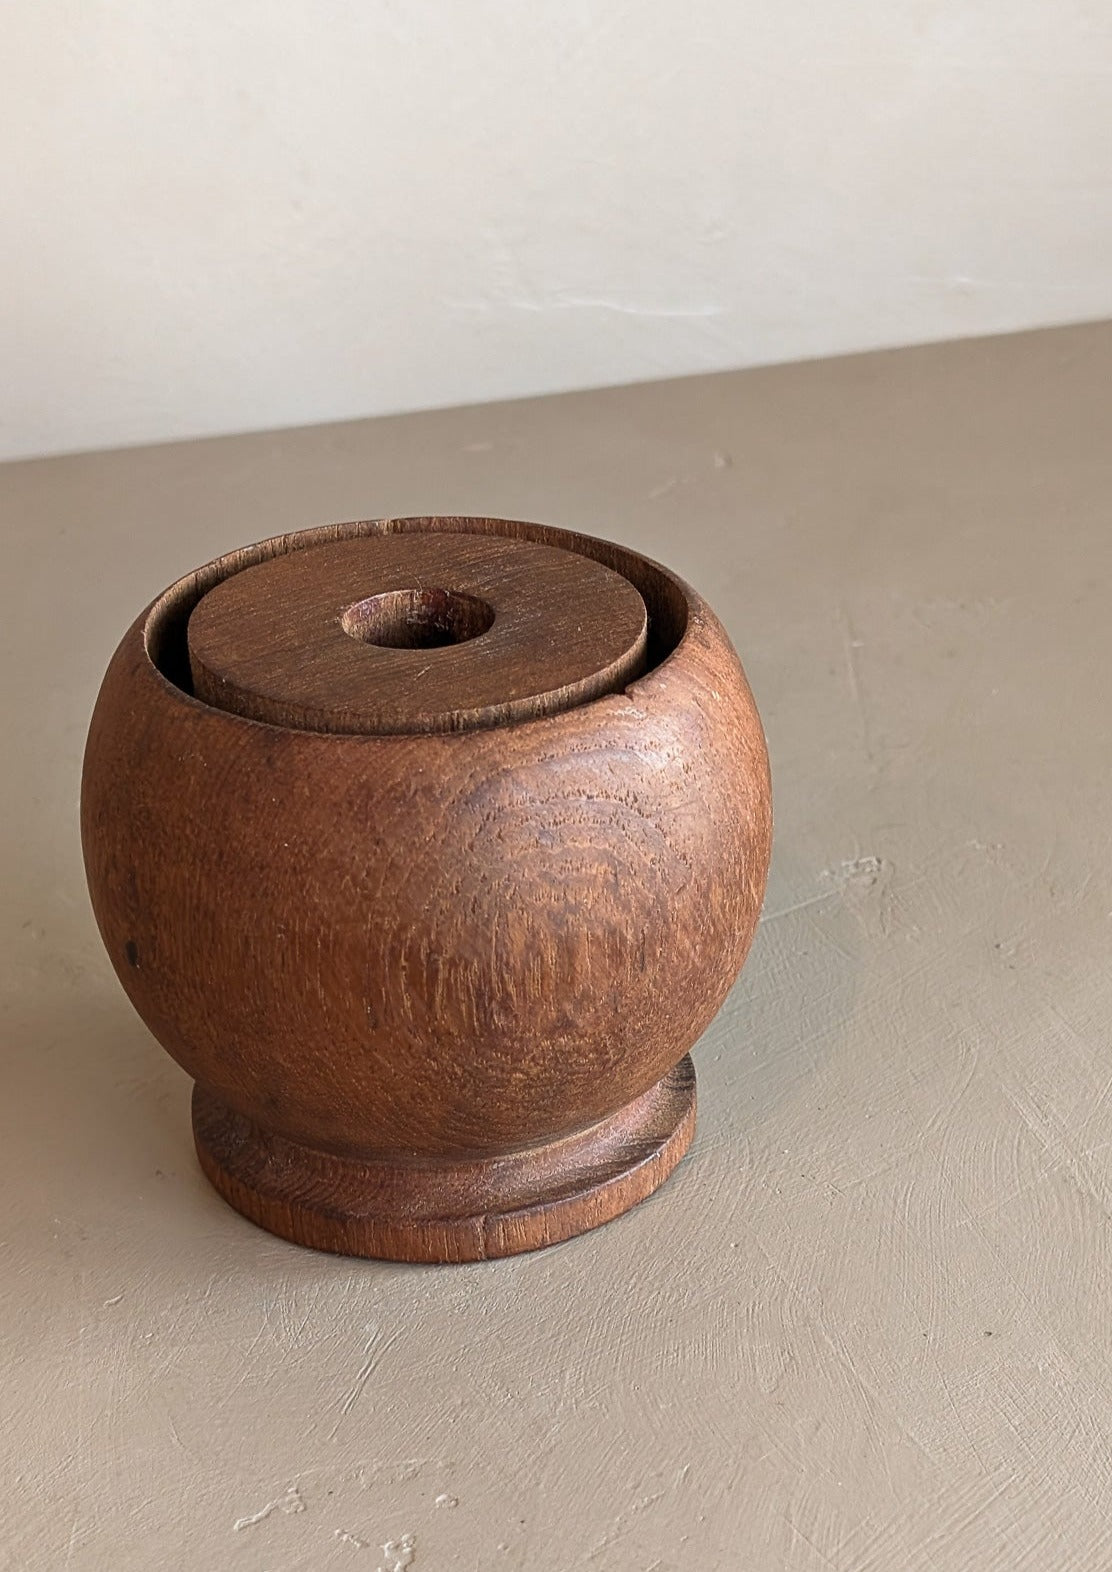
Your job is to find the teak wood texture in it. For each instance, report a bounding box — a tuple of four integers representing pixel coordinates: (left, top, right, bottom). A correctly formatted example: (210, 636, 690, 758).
(81, 515, 772, 1261)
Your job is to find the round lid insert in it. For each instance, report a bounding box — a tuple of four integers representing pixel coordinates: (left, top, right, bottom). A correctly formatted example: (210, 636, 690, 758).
(186, 530, 649, 734)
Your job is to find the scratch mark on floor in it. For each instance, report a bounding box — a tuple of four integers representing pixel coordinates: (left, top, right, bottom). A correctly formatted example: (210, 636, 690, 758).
(330, 1325, 399, 1440)
(760, 890, 837, 924)
(785, 1511, 839, 1571)
(839, 604, 874, 765)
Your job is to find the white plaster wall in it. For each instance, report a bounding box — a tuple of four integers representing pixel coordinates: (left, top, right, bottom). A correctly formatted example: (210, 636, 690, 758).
(2, 1, 1110, 461)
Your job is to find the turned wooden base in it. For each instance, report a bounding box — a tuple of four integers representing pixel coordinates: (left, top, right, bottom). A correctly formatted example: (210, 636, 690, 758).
(193, 1058, 696, 1263)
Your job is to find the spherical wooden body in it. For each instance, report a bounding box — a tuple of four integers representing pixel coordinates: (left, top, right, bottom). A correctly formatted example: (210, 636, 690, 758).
(81, 516, 771, 1261)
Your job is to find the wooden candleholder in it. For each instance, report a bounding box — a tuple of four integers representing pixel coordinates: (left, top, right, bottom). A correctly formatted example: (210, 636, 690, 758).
(81, 517, 771, 1261)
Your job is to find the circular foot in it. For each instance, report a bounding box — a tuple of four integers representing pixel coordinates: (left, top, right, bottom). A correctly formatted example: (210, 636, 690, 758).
(192, 1058, 696, 1263)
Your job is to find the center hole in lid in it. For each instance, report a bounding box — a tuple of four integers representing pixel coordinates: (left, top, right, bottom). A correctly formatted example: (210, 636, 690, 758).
(340, 587, 495, 650)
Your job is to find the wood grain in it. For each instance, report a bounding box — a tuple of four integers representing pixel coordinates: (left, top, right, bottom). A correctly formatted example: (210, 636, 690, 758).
(187, 531, 649, 734)
(81, 516, 772, 1260)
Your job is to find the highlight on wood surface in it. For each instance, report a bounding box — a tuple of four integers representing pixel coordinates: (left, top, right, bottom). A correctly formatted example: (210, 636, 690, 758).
(81, 515, 772, 1262)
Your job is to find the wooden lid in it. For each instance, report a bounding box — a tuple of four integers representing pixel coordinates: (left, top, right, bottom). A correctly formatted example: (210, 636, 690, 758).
(186, 530, 649, 734)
